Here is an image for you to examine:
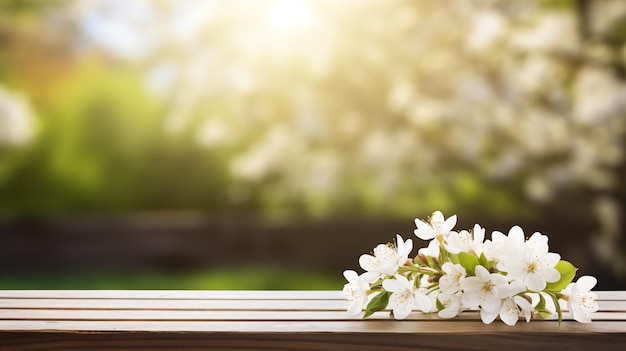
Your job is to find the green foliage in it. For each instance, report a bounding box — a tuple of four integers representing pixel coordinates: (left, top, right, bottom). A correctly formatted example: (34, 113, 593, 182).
(435, 296, 445, 311)
(0, 59, 234, 217)
(0, 267, 344, 290)
(458, 252, 480, 276)
(545, 260, 578, 292)
(364, 291, 390, 318)
(0, 0, 622, 230)
(535, 293, 554, 319)
(546, 291, 564, 325)
(540, 0, 576, 10)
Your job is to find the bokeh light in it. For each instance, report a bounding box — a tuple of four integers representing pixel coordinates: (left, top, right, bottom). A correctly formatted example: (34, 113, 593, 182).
(0, 0, 624, 290)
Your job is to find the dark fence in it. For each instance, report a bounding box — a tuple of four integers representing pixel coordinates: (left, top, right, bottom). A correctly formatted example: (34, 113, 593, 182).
(0, 212, 623, 289)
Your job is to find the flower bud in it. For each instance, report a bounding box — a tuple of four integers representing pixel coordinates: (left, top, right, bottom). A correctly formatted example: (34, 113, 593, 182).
(417, 254, 428, 265)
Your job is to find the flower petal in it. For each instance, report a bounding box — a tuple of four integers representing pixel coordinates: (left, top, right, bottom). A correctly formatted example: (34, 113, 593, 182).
(514, 295, 534, 322)
(460, 276, 484, 291)
(480, 306, 499, 324)
(347, 299, 363, 316)
(414, 292, 433, 312)
(390, 294, 413, 320)
(443, 214, 457, 232)
(490, 273, 508, 287)
(576, 276, 597, 292)
(508, 226, 525, 245)
(500, 298, 520, 326)
(432, 211, 444, 224)
(414, 227, 435, 240)
(359, 254, 379, 272)
(461, 288, 481, 308)
(438, 307, 459, 319)
(481, 290, 501, 312)
(473, 224, 485, 243)
(544, 252, 561, 267)
(507, 280, 527, 297)
(361, 271, 380, 283)
(573, 309, 592, 323)
(396, 234, 413, 258)
(474, 265, 490, 280)
(541, 267, 560, 283)
(382, 279, 404, 293)
(441, 262, 455, 274)
(525, 272, 546, 292)
(343, 270, 359, 283)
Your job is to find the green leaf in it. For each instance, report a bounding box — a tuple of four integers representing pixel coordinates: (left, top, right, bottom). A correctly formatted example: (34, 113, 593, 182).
(535, 294, 553, 319)
(547, 291, 563, 326)
(363, 291, 390, 318)
(436, 297, 445, 311)
(425, 255, 436, 268)
(545, 260, 578, 292)
(399, 265, 421, 273)
(438, 246, 449, 267)
(449, 253, 460, 265)
(479, 252, 489, 267)
(458, 252, 480, 275)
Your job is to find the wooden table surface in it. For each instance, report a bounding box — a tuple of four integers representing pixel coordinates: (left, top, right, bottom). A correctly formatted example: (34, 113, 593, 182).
(0, 290, 624, 350)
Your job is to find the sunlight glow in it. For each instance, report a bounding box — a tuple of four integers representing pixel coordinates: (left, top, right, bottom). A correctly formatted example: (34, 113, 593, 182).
(266, 0, 315, 31)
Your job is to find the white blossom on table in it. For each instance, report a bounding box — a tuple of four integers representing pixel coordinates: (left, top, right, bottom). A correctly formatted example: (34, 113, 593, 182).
(343, 211, 599, 326)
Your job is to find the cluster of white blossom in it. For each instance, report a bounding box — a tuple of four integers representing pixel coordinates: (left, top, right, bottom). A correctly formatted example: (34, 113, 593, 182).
(343, 211, 599, 325)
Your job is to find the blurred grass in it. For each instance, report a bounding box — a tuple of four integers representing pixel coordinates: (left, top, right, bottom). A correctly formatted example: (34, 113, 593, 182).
(0, 267, 344, 290)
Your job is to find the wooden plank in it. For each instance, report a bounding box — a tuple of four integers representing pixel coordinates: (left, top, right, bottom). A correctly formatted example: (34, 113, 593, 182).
(0, 290, 620, 300)
(0, 298, 350, 310)
(0, 309, 624, 321)
(0, 331, 624, 351)
(596, 291, 626, 300)
(0, 298, 622, 311)
(0, 319, 625, 333)
(0, 290, 345, 300)
(0, 290, 623, 351)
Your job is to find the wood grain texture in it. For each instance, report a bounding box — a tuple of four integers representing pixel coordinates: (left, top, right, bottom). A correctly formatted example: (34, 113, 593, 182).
(1, 332, 625, 351)
(0, 290, 624, 351)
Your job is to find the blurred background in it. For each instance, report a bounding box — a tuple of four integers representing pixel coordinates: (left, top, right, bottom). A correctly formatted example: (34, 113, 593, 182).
(0, 0, 624, 290)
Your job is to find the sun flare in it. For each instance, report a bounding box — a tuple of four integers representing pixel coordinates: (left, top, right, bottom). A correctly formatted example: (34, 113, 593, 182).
(266, 0, 316, 31)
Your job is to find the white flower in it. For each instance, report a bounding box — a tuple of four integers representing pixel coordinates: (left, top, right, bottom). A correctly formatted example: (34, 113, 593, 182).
(437, 291, 463, 319)
(500, 231, 561, 292)
(480, 280, 534, 325)
(562, 276, 599, 323)
(439, 262, 466, 294)
(382, 275, 432, 319)
(359, 235, 413, 276)
(417, 239, 440, 258)
(485, 225, 526, 264)
(414, 211, 457, 241)
(444, 223, 485, 255)
(461, 265, 509, 313)
(342, 270, 378, 316)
